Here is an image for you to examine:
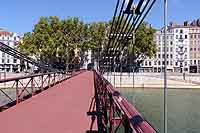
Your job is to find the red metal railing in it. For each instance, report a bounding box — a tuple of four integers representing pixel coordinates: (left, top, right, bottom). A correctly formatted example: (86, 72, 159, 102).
(89, 70, 156, 133)
(0, 70, 84, 111)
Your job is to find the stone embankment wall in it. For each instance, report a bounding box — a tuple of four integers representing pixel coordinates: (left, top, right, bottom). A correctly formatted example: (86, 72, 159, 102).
(104, 72, 200, 89)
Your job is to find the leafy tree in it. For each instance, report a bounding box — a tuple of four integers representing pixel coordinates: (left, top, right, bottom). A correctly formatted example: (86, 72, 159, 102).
(129, 22, 156, 60)
(18, 16, 87, 70)
(18, 16, 155, 71)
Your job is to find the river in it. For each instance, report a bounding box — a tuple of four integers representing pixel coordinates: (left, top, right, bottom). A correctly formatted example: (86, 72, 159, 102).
(119, 88, 200, 133)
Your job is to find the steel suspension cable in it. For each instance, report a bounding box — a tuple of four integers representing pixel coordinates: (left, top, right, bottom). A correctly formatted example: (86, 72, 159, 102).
(116, 0, 157, 56)
(106, 0, 120, 53)
(107, 0, 126, 52)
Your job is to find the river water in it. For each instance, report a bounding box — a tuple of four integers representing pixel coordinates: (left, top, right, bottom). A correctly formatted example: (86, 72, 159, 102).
(119, 88, 200, 133)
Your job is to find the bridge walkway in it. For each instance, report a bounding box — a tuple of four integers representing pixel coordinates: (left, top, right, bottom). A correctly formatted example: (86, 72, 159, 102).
(0, 71, 96, 133)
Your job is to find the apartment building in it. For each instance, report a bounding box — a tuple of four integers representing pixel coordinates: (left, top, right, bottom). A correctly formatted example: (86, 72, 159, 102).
(141, 22, 191, 73)
(0, 28, 21, 72)
(140, 27, 175, 72)
(189, 26, 200, 72)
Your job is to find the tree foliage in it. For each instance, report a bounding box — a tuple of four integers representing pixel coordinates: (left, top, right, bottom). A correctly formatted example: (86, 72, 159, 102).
(18, 16, 156, 70)
(129, 22, 156, 60)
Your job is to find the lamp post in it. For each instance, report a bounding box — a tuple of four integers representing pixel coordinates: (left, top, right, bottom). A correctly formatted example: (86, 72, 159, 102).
(164, 0, 168, 133)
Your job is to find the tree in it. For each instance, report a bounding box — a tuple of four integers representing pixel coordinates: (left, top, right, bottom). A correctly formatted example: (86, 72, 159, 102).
(18, 16, 155, 71)
(18, 16, 87, 70)
(130, 22, 156, 60)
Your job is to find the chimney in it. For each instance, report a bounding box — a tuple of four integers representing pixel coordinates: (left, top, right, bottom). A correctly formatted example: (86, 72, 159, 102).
(184, 21, 188, 26)
(169, 21, 177, 27)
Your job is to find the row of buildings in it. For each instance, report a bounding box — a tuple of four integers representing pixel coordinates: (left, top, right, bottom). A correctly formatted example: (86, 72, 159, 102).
(0, 28, 21, 72)
(141, 20, 200, 73)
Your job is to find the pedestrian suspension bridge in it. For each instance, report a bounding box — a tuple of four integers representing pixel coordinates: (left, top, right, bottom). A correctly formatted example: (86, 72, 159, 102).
(0, 0, 158, 132)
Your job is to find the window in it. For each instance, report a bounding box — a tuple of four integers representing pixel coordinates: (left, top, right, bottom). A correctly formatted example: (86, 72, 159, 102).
(7, 59, 9, 63)
(167, 61, 169, 65)
(2, 59, 4, 63)
(145, 61, 148, 66)
(13, 59, 17, 63)
(185, 35, 187, 39)
(14, 37, 16, 40)
(180, 29, 183, 33)
(162, 54, 165, 58)
(170, 41, 173, 45)
(180, 35, 183, 39)
(2, 52, 5, 57)
(176, 35, 178, 39)
(170, 47, 173, 52)
(158, 61, 161, 65)
(7, 54, 9, 58)
(154, 61, 157, 65)
(198, 60, 200, 65)
(176, 62, 178, 66)
(190, 60, 192, 64)
(194, 60, 196, 65)
(185, 62, 187, 66)
(170, 54, 173, 58)
(170, 61, 173, 65)
(185, 55, 187, 59)
(190, 35, 193, 39)
(158, 47, 161, 52)
(167, 54, 169, 58)
(194, 48, 196, 51)
(167, 47, 169, 52)
(176, 30, 178, 33)
(190, 48, 193, 51)
(149, 61, 151, 66)
(162, 61, 165, 65)
(158, 54, 161, 58)
(194, 35, 197, 39)
(185, 48, 187, 52)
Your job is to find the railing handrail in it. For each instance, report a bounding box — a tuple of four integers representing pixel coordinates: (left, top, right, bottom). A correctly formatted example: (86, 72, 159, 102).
(93, 70, 156, 132)
(0, 71, 69, 83)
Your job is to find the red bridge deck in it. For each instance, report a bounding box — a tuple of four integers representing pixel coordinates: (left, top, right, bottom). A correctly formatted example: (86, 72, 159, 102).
(0, 71, 96, 133)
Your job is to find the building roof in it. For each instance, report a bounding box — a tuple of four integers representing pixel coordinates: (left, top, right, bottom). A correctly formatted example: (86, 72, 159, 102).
(0, 31, 13, 36)
(0, 27, 15, 36)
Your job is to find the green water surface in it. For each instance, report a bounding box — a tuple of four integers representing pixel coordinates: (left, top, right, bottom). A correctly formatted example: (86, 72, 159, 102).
(119, 88, 200, 133)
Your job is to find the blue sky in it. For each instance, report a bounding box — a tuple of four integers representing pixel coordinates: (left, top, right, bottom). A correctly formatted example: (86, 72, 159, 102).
(0, 0, 199, 34)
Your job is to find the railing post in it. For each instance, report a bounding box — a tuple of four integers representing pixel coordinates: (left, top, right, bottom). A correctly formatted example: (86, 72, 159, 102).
(124, 118, 132, 133)
(41, 75, 44, 91)
(53, 73, 56, 85)
(16, 79, 19, 104)
(31, 77, 34, 96)
(109, 93, 114, 132)
(48, 74, 51, 87)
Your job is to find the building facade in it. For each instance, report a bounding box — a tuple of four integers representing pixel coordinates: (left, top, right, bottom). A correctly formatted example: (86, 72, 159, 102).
(189, 26, 200, 72)
(0, 28, 21, 72)
(141, 21, 200, 73)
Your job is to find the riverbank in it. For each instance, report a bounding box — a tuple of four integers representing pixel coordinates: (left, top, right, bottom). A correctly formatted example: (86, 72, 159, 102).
(104, 72, 200, 89)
